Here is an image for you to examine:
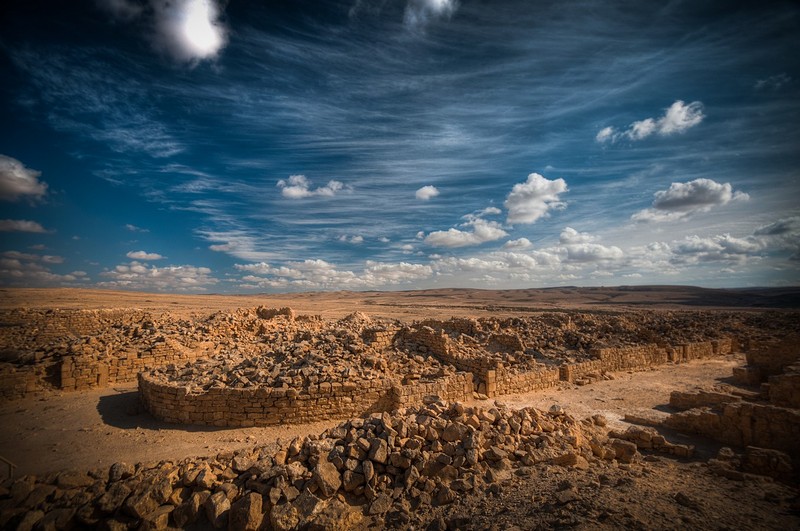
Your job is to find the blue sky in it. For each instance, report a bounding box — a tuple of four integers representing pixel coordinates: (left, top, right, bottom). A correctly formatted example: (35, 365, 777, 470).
(1, 0, 798, 292)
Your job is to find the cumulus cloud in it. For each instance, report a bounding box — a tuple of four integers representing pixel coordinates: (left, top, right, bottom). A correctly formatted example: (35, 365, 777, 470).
(502, 238, 532, 250)
(424, 218, 508, 248)
(559, 227, 595, 245)
(672, 234, 764, 263)
(126, 250, 164, 260)
(0, 250, 83, 287)
(0, 219, 48, 233)
(597, 101, 705, 143)
(415, 185, 440, 201)
(404, 0, 458, 29)
(0, 155, 48, 202)
(557, 228, 623, 263)
(277, 175, 349, 199)
(99, 261, 217, 291)
(504, 173, 568, 225)
(563, 242, 623, 263)
(754, 216, 799, 237)
(235, 259, 433, 290)
(632, 178, 749, 223)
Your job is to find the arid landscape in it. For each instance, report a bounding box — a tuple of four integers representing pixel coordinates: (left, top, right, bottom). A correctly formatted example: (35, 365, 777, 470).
(0, 286, 798, 530)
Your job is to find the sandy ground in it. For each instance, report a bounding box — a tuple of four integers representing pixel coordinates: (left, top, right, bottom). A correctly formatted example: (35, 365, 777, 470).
(0, 355, 743, 478)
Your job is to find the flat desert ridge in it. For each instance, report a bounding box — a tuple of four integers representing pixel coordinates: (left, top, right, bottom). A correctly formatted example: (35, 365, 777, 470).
(2, 285, 799, 318)
(0, 286, 798, 530)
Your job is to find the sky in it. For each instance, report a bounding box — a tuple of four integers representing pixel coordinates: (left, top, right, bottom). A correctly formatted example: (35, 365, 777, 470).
(0, 0, 798, 293)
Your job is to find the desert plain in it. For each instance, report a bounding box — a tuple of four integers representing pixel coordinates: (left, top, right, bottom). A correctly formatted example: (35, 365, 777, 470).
(0, 285, 799, 530)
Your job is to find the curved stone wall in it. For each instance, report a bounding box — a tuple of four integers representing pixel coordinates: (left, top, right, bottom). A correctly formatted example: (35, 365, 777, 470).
(139, 372, 474, 427)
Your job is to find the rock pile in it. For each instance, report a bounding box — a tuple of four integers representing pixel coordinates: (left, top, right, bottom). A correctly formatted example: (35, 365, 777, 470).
(0, 400, 652, 530)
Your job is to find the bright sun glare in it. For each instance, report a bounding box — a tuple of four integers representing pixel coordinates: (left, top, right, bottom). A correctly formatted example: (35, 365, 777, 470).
(181, 0, 223, 56)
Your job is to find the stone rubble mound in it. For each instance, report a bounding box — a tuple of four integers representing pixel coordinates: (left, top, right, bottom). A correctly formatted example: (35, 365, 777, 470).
(0, 400, 661, 530)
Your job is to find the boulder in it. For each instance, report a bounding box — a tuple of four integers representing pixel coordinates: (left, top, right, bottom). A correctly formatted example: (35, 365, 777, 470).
(228, 492, 263, 531)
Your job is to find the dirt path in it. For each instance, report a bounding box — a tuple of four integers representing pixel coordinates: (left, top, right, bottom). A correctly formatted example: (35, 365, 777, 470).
(0, 355, 742, 478)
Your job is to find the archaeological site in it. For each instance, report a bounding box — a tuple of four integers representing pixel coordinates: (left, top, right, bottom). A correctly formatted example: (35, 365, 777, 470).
(0, 287, 798, 530)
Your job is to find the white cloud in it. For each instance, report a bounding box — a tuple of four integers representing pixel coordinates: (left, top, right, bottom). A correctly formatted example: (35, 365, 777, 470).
(672, 234, 764, 263)
(597, 100, 705, 143)
(0, 251, 82, 286)
(277, 175, 349, 199)
(504, 173, 568, 225)
(0, 219, 48, 233)
(235, 259, 433, 290)
(0, 155, 48, 202)
(502, 238, 532, 250)
(126, 250, 165, 260)
(557, 228, 623, 263)
(632, 178, 749, 223)
(424, 218, 508, 248)
(404, 0, 458, 29)
(124, 223, 150, 233)
(99, 261, 217, 291)
(479, 206, 502, 216)
(151, 0, 228, 63)
(95, 0, 143, 21)
(559, 227, 595, 245)
(415, 185, 440, 201)
(595, 126, 615, 143)
(338, 235, 364, 244)
(563, 242, 623, 263)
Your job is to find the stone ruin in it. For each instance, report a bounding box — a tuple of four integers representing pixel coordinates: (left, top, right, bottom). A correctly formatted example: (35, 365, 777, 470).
(660, 334, 800, 466)
(1, 307, 800, 529)
(0, 398, 696, 530)
(135, 310, 750, 428)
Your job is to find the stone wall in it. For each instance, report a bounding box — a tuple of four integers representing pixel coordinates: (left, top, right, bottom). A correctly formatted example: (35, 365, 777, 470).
(391, 373, 474, 407)
(362, 327, 398, 351)
(59, 338, 209, 392)
(592, 344, 669, 372)
(768, 365, 800, 409)
(0, 365, 48, 400)
(139, 371, 474, 428)
(664, 401, 800, 457)
(744, 335, 799, 379)
(139, 373, 398, 427)
(559, 359, 605, 383)
(416, 318, 480, 337)
(486, 333, 525, 353)
(490, 366, 561, 396)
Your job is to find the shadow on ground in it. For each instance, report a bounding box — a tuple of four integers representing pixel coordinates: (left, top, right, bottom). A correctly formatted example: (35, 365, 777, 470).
(97, 390, 225, 433)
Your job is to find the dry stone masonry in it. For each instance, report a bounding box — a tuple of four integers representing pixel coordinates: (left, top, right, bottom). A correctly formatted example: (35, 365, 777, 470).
(663, 334, 800, 458)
